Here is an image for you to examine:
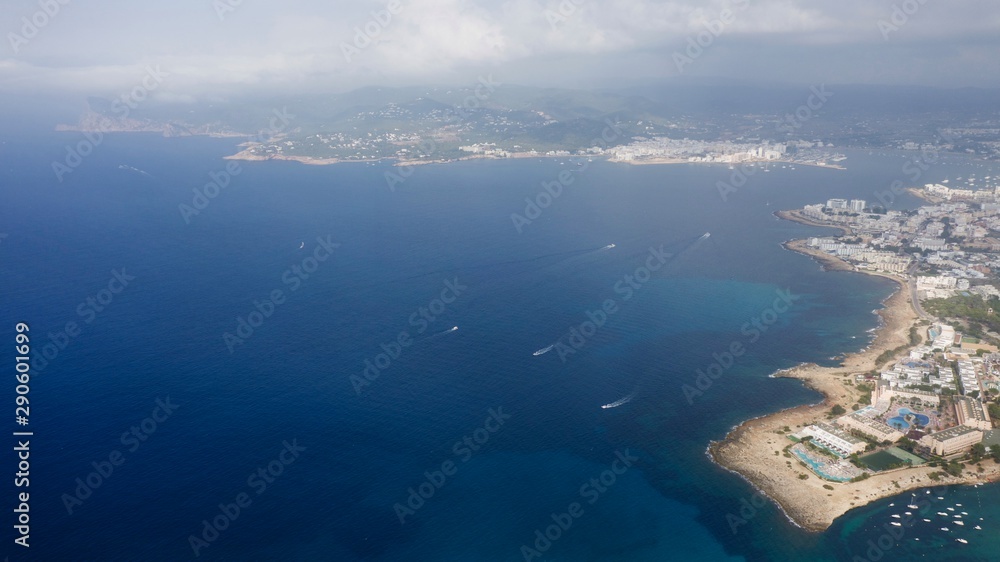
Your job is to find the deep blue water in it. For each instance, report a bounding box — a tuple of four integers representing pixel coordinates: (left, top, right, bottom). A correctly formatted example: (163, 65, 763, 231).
(2, 132, 999, 561)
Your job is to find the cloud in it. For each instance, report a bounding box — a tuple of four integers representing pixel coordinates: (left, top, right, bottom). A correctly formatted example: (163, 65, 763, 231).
(1, 0, 998, 97)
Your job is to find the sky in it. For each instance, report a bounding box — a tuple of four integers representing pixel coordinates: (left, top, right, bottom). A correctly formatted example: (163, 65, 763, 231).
(1, 0, 999, 101)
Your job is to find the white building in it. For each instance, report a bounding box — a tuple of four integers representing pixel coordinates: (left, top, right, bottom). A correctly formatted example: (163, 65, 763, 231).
(800, 423, 867, 456)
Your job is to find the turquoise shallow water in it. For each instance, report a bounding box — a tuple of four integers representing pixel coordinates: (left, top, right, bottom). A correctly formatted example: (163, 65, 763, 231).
(1, 131, 998, 560)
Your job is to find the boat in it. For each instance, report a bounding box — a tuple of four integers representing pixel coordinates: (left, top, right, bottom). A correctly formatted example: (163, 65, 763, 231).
(955, 521, 965, 526)
(890, 522, 901, 527)
(948, 508, 955, 512)
(299, 242, 305, 249)
(601, 391, 636, 410)
(956, 538, 968, 544)
(941, 527, 949, 531)
(938, 512, 948, 516)
(974, 526, 982, 530)
(907, 504, 919, 509)
(891, 514, 901, 519)
(533, 344, 555, 356)
(923, 519, 931, 522)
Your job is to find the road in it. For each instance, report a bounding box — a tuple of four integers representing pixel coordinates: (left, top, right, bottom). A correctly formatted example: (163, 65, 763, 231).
(907, 262, 932, 321)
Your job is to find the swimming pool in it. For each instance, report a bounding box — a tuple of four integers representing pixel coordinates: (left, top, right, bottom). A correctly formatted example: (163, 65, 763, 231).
(888, 408, 930, 430)
(792, 449, 853, 482)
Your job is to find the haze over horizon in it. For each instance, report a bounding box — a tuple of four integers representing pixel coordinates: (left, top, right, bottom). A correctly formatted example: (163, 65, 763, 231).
(3, 0, 1000, 102)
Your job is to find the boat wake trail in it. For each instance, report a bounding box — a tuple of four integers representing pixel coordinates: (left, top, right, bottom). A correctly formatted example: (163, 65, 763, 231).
(118, 164, 154, 178)
(601, 391, 636, 410)
(532, 344, 555, 356)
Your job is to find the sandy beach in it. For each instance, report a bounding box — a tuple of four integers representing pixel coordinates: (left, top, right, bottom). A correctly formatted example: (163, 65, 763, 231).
(710, 222, 1000, 531)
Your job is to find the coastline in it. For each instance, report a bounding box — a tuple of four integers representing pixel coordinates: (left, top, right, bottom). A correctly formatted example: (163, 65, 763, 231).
(222, 148, 602, 167)
(220, 149, 849, 171)
(617, 158, 846, 170)
(709, 214, 1000, 532)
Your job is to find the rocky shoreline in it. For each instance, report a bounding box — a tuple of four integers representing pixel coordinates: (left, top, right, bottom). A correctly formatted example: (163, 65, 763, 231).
(709, 213, 1000, 532)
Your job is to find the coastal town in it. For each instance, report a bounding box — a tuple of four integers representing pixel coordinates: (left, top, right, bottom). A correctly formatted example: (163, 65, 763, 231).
(712, 180, 1000, 532)
(607, 138, 846, 168)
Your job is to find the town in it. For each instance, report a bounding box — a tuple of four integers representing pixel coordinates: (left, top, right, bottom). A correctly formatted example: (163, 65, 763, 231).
(779, 186, 1000, 484)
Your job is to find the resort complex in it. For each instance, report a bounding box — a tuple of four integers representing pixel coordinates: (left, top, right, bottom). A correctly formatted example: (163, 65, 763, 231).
(712, 191, 1000, 531)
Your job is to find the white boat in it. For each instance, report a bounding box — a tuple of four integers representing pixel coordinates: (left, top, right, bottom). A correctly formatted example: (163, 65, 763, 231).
(923, 519, 931, 522)
(948, 508, 955, 512)
(890, 522, 901, 527)
(938, 512, 948, 516)
(601, 392, 636, 410)
(907, 504, 918, 509)
(974, 526, 982, 530)
(956, 504, 963, 507)
(533, 345, 555, 356)
(941, 527, 949, 531)
(954, 521, 965, 526)
(299, 242, 305, 249)
(891, 514, 901, 519)
(956, 538, 968, 544)
(904, 512, 912, 516)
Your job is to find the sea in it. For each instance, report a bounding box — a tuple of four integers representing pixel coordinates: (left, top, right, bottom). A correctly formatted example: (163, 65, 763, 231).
(2, 130, 1000, 561)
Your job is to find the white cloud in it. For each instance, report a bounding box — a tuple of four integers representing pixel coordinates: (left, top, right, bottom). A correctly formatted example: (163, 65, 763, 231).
(0, 0, 998, 95)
